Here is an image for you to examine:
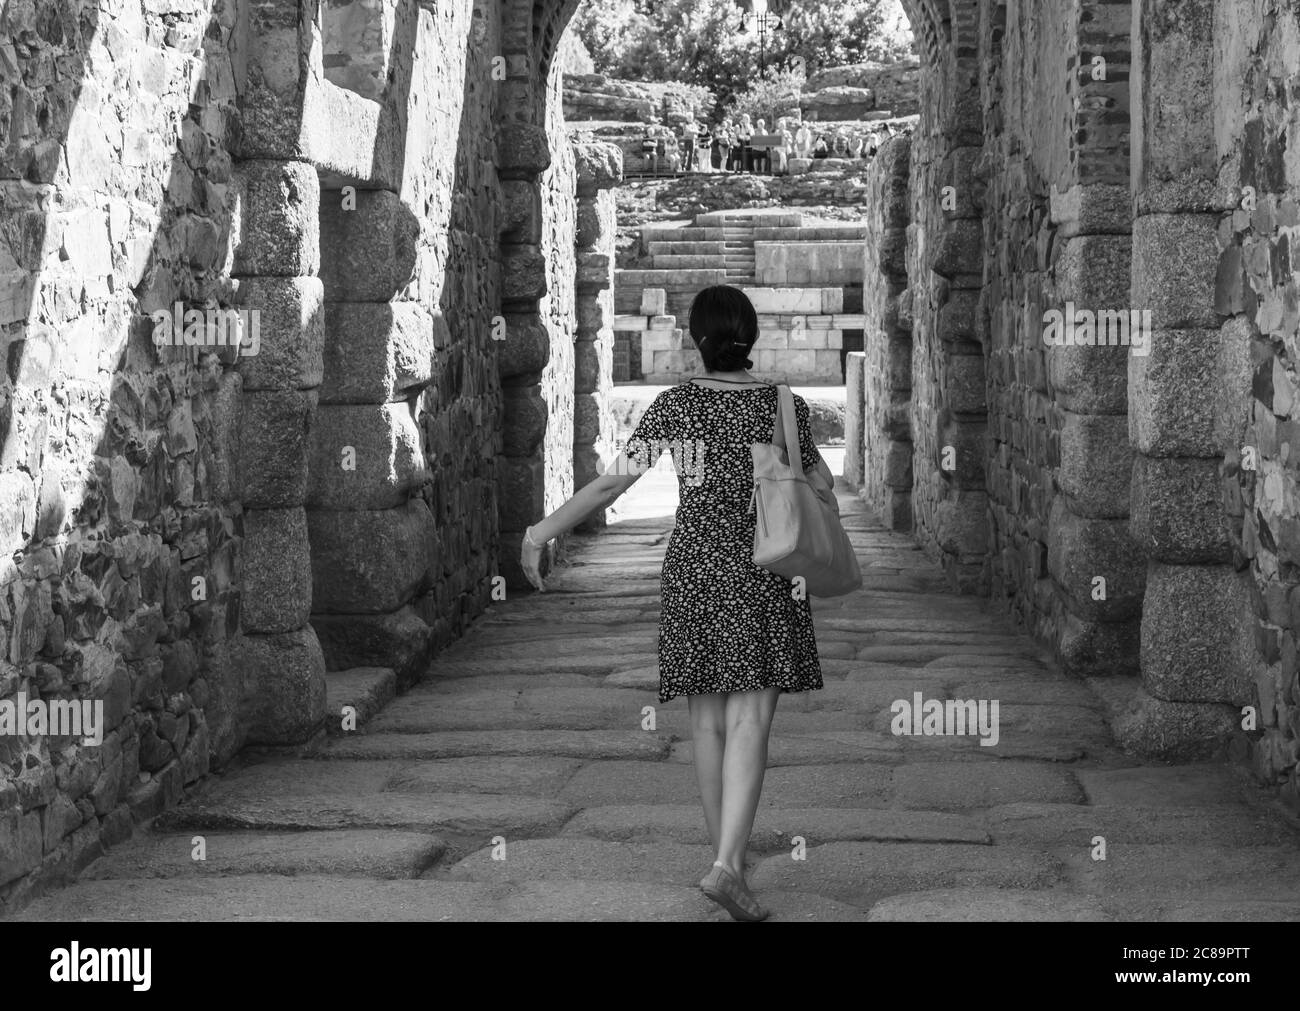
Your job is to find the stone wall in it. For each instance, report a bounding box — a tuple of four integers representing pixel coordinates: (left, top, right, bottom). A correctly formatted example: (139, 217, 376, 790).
(1213, 0, 1300, 805)
(0, 0, 582, 908)
(1, 0, 244, 905)
(572, 140, 623, 531)
(904, 9, 988, 594)
(860, 134, 913, 530)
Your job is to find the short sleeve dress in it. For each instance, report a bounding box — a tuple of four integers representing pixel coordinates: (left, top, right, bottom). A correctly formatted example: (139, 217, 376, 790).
(625, 381, 825, 703)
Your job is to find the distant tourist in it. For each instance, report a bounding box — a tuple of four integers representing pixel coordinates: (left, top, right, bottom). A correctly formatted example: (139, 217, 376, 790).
(832, 133, 849, 158)
(681, 120, 698, 174)
(849, 135, 865, 159)
(641, 133, 658, 174)
(813, 135, 829, 158)
(696, 122, 713, 172)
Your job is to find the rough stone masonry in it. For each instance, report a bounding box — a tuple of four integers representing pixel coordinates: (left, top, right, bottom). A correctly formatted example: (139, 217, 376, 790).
(849, 0, 1300, 806)
(2, 0, 1299, 913)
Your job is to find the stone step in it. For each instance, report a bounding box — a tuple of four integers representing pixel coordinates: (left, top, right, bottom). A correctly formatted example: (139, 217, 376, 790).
(325, 667, 397, 736)
(645, 240, 726, 256)
(649, 254, 730, 269)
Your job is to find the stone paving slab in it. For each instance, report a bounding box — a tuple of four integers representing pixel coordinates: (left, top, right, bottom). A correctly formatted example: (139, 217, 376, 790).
(446, 839, 717, 885)
(668, 731, 903, 766)
(558, 760, 700, 806)
(316, 730, 672, 761)
(367, 686, 657, 733)
(984, 802, 1296, 847)
(759, 764, 896, 807)
(155, 792, 577, 836)
(1062, 844, 1300, 901)
(561, 805, 991, 849)
(749, 841, 1062, 907)
(867, 887, 1110, 922)
(83, 830, 445, 880)
(890, 762, 1085, 809)
(384, 757, 585, 796)
(1075, 765, 1252, 807)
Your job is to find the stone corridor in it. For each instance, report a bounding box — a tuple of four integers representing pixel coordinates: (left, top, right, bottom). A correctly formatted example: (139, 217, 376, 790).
(12, 471, 1300, 922)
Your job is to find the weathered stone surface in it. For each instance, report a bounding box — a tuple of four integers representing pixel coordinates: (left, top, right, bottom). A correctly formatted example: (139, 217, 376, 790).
(868, 888, 1109, 922)
(237, 627, 328, 745)
(233, 160, 321, 276)
(307, 500, 437, 613)
(238, 390, 317, 508)
(319, 190, 420, 301)
(320, 302, 436, 404)
(312, 607, 432, 687)
(307, 403, 428, 510)
(241, 508, 313, 633)
(750, 842, 1061, 907)
(234, 276, 326, 392)
(84, 830, 444, 880)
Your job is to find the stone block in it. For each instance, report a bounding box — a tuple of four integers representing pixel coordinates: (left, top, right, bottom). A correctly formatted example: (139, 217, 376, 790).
(311, 606, 432, 690)
(1047, 341, 1128, 415)
(234, 276, 325, 391)
(574, 140, 623, 196)
(1106, 683, 1237, 762)
(1214, 315, 1255, 452)
(320, 302, 435, 404)
(319, 189, 420, 301)
(1058, 613, 1141, 677)
(639, 288, 667, 316)
(931, 220, 982, 278)
(1131, 214, 1219, 329)
(241, 507, 313, 633)
(1130, 455, 1229, 563)
(821, 288, 844, 314)
(1128, 329, 1218, 456)
(307, 403, 428, 510)
(1050, 184, 1132, 237)
(1054, 235, 1132, 306)
(308, 499, 437, 613)
(503, 386, 549, 458)
(496, 313, 551, 380)
(238, 390, 317, 508)
(1047, 498, 1145, 621)
(1059, 412, 1132, 518)
(233, 160, 320, 276)
(238, 626, 328, 745)
(1140, 563, 1258, 705)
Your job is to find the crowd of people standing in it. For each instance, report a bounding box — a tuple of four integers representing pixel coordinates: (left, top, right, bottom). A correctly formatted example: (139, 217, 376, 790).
(642, 112, 884, 176)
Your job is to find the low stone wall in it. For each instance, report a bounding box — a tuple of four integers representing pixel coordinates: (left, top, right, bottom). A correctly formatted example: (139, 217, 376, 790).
(804, 61, 921, 117)
(755, 242, 864, 286)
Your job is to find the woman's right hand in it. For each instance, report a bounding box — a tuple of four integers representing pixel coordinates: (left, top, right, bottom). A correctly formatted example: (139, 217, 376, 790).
(521, 525, 547, 592)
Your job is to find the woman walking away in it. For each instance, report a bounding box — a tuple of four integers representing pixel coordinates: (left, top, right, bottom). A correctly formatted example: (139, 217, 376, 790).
(520, 285, 827, 922)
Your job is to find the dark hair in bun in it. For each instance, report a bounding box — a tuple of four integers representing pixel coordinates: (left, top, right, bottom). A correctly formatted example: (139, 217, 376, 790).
(688, 285, 758, 371)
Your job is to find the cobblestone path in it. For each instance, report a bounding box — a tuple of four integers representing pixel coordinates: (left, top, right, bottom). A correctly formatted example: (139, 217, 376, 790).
(10, 470, 1300, 922)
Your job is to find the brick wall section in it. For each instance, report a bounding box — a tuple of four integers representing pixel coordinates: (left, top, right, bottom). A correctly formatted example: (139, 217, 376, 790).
(0, 0, 243, 905)
(860, 135, 913, 530)
(1211, 5, 1300, 800)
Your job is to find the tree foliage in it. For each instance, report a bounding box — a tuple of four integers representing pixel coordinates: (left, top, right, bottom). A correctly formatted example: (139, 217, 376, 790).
(568, 0, 913, 108)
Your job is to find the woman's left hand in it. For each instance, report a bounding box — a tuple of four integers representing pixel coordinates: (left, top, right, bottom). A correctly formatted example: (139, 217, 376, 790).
(521, 526, 547, 592)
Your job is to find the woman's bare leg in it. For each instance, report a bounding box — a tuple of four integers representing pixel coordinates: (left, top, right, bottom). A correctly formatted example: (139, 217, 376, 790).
(687, 692, 727, 853)
(715, 686, 781, 882)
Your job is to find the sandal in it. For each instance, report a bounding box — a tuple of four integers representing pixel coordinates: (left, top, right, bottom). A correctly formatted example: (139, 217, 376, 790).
(700, 864, 770, 922)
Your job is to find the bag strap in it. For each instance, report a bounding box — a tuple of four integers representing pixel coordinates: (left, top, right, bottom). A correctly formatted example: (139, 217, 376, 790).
(773, 385, 801, 467)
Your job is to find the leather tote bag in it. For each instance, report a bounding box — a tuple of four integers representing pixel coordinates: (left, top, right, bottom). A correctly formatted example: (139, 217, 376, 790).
(749, 384, 863, 597)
